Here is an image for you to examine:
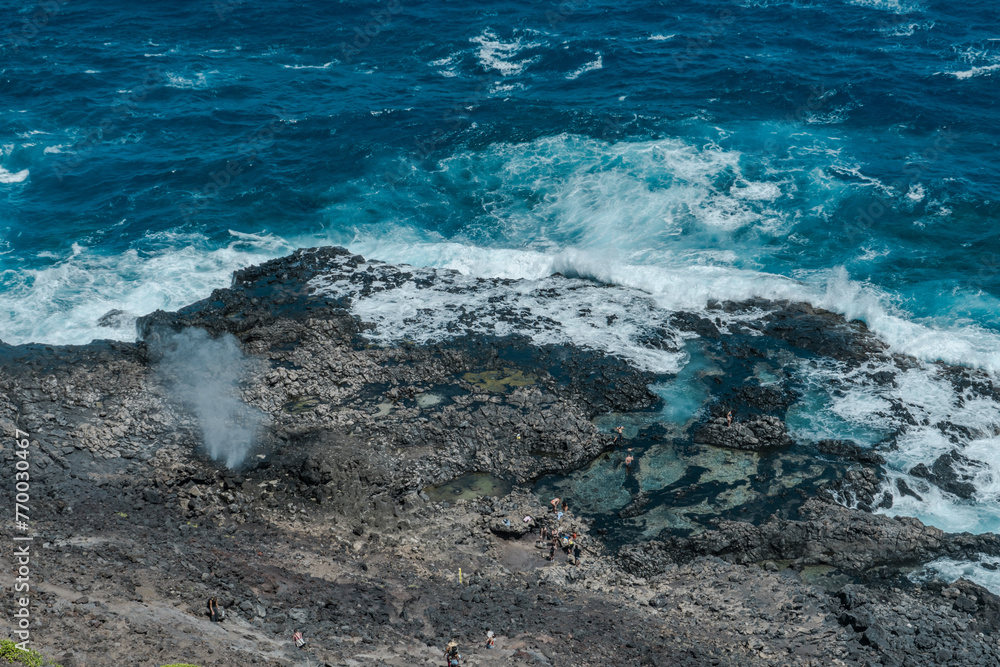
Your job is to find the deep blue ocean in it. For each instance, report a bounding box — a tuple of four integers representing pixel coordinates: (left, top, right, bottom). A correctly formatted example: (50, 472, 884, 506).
(4, 0, 1000, 586)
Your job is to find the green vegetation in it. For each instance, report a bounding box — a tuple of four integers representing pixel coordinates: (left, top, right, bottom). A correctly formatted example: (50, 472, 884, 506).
(284, 395, 320, 413)
(463, 367, 536, 392)
(0, 640, 63, 667)
(161, 664, 203, 667)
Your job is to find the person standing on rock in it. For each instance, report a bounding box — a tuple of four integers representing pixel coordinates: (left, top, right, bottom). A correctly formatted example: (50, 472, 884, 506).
(550, 497, 561, 513)
(613, 425, 625, 448)
(727, 410, 733, 427)
(292, 629, 307, 649)
(573, 541, 582, 567)
(485, 630, 496, 649)
(444, 639, 461, 666)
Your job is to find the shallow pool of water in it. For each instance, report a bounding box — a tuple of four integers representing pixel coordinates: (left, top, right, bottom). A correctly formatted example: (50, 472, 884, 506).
(424, 472, 513, 503)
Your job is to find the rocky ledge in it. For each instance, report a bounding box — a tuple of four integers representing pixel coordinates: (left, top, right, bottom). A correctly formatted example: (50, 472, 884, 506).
(0, 246, 998, 667)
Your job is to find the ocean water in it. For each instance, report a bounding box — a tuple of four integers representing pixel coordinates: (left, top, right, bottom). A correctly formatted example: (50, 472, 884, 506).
(4, 0, 1000, 586)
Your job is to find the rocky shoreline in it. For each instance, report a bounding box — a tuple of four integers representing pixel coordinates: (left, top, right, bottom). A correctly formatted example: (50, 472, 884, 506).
(2, 246, 999, 666)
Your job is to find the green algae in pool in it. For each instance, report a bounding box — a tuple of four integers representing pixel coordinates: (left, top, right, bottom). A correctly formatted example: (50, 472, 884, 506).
(424, 473, 513, 502)
(462, 368, 536, 392)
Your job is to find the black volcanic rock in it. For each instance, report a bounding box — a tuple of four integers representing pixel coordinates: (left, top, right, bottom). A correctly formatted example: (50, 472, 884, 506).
(620, 497, 1000, 579)
(817, 439, 886, 465)
(6, 246, 1000, 666)
(693, 415, 793, 450)
(618, 491, 650, 518)
(909, 450, 983, 500)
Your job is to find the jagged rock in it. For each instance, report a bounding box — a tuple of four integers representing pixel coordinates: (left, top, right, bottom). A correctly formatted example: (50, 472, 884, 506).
(489, 516, 534, 537)
(97, 309, 132, 328)
(909, 450, 982, 500)
(817, 439, 886, 465)
(618, 491, 650, 519)
(693, 415, 793, 450)
(895, 477, 922, 501)
(6, 246, 1000, 667)
(619, 497, 1000, 578)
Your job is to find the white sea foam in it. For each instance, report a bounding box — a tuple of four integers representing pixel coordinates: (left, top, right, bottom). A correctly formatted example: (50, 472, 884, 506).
(0, 167, 29, 183)
(565, 53, 602, 80)
(489, 81, 525, 95)
(907, 183, 925, 201)
(0, 231, 293, 345)
(945, 44, 1000, 80)
(878, 20, 933, 38)
(309, 255, 688, 374)
(846, 0, 919, 13)
(470, 29, 542, 77)
(786, 351, 1000, 536)
(328, 133, 1000, 373)
(915, 556, 1000, 594)
(649, 34, 675, 41)
(281, 61, 336, 70)
(164, 72, 211, 89)
(950, 63, 1000, 80)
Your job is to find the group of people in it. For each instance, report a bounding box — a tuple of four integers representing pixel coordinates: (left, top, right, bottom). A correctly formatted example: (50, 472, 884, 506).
(614, 426, 636, 472)
(443, 632, 496, 664)
(538, 498, 584, 566)
(545, 530, 582, 566)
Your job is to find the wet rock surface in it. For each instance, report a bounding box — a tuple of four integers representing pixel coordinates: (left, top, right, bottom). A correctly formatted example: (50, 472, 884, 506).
(909, 450, 982, 501)
(1, 247, 999, 666)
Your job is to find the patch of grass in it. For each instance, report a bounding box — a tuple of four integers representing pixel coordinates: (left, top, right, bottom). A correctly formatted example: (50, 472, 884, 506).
(161, 664, 203, 667)
(0, 640, 63, 667)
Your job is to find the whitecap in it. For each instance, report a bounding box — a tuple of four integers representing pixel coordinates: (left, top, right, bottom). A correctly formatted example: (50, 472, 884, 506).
(0, 167, 29, 183)
(950, 63, 1000, 79)
(470, 28, 542, 77)
(846, 0, 919, 12)
(281, 61, 336, 70)
(0, 231, 294, 346)
(164, 72, 210, 89)
(565, 53, 603, 80)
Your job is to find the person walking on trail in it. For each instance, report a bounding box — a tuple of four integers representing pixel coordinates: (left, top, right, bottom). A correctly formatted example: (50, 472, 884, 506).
(444, 640, 461, 666)
(485, 630, 496, 649)
(292, 629, 307, 649)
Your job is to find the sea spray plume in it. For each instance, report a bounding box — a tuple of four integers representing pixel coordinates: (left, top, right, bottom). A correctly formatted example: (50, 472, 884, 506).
(154, 328, 266, 468)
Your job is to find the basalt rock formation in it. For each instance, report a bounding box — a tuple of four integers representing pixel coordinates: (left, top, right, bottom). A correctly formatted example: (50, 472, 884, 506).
(1, 247, 999, 667)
